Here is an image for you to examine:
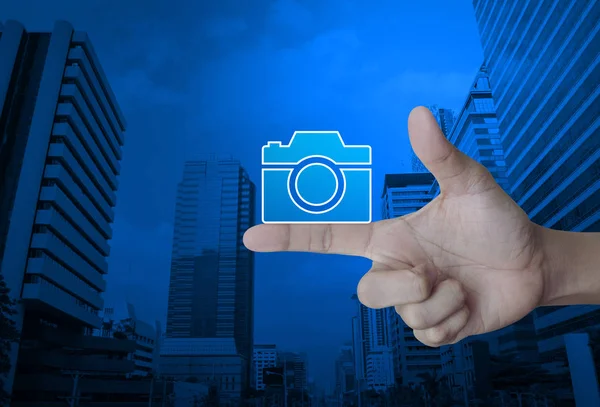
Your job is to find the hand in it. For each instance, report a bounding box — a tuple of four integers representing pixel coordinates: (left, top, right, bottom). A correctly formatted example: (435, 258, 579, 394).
(243, 106, 548, 347)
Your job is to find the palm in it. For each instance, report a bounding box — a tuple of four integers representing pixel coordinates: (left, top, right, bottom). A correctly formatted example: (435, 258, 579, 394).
(370, 185, 545, 336)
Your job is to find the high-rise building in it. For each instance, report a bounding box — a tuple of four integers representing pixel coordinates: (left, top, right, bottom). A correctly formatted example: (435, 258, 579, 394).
(334, 344, 355, 403)
(100, 303, 159, 378)
(350, 294, 393, 390)
(0, 20, 127, 400)
(381, 173, 441, 386)
(472, 1, 600, 401)
(365, 348, 394, 391)
(448, 65, 510, 192)
(166, 157, 256, 388)
(472, 0, 600, 232)
(411, 105, 456, 173)
(279, 352, 308, 390)
(440, 340, 492, 404)
(253, 344, 278, 391)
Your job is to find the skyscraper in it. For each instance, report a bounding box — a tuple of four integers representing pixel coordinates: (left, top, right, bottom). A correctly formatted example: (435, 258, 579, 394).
(381, 173, 441, 386)
(472, 0, 600, 394)
(0, 20, 126, 398)
(351, 294, 393, 390)
(253, 344, 278, 391)
(448, 65, 510, 192)
(472, 0, 600, 231)
(334, 344, 355, 404)
(411, 105, 456, 173)
(166, 157, 256, 385)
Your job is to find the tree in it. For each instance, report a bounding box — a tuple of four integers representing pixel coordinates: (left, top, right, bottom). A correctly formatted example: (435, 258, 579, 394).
(0, 272, 20, 406)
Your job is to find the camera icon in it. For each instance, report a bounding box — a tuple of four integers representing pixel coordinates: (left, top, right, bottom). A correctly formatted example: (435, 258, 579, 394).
(261, 131, 372, 224)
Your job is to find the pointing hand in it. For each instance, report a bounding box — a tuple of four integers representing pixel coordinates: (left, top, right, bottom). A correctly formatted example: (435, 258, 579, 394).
(243, 106, 548, 347)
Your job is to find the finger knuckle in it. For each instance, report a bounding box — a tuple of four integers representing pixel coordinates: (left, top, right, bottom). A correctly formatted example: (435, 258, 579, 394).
(413, 272, 431, 301)
(445, 279, 465, 300)
(426, 325, 451, 346)
(398, 305, 428, 330)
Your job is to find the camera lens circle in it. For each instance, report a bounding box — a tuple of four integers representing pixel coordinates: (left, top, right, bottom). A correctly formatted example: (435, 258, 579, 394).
(288, 156, 346, 214)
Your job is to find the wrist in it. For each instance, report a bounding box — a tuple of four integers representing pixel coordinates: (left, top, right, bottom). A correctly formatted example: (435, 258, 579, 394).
(539, 226, 600, 306)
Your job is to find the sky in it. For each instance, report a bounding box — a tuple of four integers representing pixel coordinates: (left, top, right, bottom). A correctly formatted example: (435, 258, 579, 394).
(1, 0, 483, 388)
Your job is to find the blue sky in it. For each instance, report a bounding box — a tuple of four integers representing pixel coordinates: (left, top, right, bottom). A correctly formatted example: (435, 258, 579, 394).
(1, 0, 483, 388)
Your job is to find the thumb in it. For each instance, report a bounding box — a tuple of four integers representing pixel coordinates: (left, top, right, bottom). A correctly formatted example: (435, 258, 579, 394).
(408, 106, 496, 195)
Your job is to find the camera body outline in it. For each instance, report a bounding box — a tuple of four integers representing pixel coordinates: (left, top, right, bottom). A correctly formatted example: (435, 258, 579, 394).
(261, 131, 372, 224)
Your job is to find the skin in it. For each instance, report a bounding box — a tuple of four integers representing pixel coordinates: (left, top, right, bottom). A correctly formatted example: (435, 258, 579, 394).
(243, 106, 600, 347)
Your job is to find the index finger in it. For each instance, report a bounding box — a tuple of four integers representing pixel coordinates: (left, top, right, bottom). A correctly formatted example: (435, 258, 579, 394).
(242, 223, 375, 258)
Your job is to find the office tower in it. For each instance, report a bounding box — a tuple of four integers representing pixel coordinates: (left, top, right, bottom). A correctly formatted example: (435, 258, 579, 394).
(472, 0, 600, 231)
(279, 352, 308, 390)
(351, 295, 394, 391)
(166, 157, 256, 387)
(354, 296, 388, 350)
(364, 348, 394, 392)
(0, 20, 126, 399)
(411, 105, 456, 173)
(449, 65, 510, 192)
(334, 344, 355, 403)
(473, 2, 600, 401)
(440, 341, 492, 404)
(381, 173, 441, 386)
(254, 344, 278, 391)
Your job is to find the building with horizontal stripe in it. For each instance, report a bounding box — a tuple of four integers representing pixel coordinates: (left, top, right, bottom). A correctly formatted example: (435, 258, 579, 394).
(0, 20, 126, 402)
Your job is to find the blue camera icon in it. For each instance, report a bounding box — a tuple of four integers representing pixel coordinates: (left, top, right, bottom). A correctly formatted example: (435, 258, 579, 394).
(261, 131, 372, 224)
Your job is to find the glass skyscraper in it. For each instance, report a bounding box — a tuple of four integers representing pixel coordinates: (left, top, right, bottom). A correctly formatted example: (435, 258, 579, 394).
(473, 1, 600, 400)
(472, 0, 600, 232)
(166, 157, 255, 381)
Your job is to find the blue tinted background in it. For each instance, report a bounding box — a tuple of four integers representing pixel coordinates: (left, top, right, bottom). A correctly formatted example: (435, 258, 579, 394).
(0, 0, 483, 387)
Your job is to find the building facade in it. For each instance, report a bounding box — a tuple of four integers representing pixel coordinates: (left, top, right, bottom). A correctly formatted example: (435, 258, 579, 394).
(472, 0, 600, 231)
(334, 344, 355, 404)
(0, 20, 126, 401)
(440, 340, 492, 404)
(279, 351, 309, 391)
(166, 157, 256, 389)
(365, 348, 394, 392)
(411, 105, 456, 173)
(351, 294, 394, 392)
(448, 65, 510, 192)
(160, 337, 245, 406)
(253, 344, 278, 391)
(473, 1, 600, 403)
(101, 303, 159, 378)
(381, 173, 441, 386)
